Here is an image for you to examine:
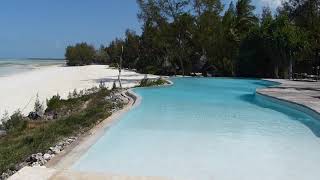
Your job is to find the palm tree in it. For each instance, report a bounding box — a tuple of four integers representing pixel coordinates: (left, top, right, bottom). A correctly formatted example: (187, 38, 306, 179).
(235, 0, 257, 40)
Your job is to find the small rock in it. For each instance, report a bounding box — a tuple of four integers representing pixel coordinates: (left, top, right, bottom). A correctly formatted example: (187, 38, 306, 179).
(46, 115, 54, 120)
(50, 146, 61, 154)
(31, 162, 41, 167)
(1, 172, 9, 179)
(57, 142, 64, 147)
(27, 112, 41, 120)
(30, 153, 42, 162)
(53, 149, 60, 154)
(47, 149, 53, 155)
(14, 162, 28, 171)
(43, 153, 52, 161)
(39, 159, 47, 166)
(2, 169, 15, 178)
(67, 138, 74, 143)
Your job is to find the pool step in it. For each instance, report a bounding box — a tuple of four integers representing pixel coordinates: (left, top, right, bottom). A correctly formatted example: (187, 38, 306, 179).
(9, 167, 171, 180)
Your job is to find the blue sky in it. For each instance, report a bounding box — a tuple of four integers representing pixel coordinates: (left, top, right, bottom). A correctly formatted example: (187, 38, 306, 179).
(0, 0, 281, 58)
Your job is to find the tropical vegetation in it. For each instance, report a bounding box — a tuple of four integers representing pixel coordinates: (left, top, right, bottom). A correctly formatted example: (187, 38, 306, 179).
(138, 78, 169, 87)
(0, 87, 125, 174)
(65, 0, 319, 78)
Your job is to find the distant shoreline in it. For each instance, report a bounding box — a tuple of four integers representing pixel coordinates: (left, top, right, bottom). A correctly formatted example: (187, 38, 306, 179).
(26, 58, 65, 61)
(0, 58, 65, 61)
(0, 58, 66, 77)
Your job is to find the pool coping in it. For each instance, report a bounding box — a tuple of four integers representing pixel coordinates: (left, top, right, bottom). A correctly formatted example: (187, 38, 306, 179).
(257, 79, 320, 120)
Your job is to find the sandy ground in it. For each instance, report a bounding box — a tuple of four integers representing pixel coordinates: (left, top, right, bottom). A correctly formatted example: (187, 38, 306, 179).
(0, 65, 157, 119)
(9, 166, 169, 180)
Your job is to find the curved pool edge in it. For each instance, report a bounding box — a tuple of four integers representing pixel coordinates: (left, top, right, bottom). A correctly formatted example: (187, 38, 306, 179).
(45, 90, 139, 170)
(46, 80, 175, 170)
(129, 78, 174, 105)
(256, 79, 320, 121)
(255, 92, 320, 120)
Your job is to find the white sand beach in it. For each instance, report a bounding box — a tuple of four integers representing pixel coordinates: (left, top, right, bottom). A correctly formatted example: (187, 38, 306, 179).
(0, 65, 157, 119)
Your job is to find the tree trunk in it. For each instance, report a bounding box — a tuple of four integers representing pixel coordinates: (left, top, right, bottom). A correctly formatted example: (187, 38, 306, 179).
(118, 46, 123, 88)
(118, 68, 122, 88)
(274, 64, 279, 79)
(289, 58, 293, 80)
(180, 42, 185, 76)
(179, 56, 185, 76)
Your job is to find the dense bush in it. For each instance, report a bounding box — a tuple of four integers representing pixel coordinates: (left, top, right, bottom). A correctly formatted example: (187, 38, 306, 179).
(138, 78, 168, 87)
(46, 94, 61, 111)
(65, 43, 96, 66)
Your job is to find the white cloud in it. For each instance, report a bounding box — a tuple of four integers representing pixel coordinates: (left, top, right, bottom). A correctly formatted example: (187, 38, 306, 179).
(260, 0, 283, 8)
(261, 0, 282, 8)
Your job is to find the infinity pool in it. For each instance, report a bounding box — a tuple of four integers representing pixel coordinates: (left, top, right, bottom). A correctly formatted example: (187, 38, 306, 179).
(73, 78, 320, 180)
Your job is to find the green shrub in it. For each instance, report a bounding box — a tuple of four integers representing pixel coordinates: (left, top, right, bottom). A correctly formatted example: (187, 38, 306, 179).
(138, 78, 168, 87)
(145, 66, 158, 74)
(0, 87, 118, 174)
(34, 94, 44, 115)
(46, 94, 62, 111)
(65, 43, 95, 66)
(109, 63, 118, 68)
(112, 81, 117, 90)
(2, 111, 27, 133)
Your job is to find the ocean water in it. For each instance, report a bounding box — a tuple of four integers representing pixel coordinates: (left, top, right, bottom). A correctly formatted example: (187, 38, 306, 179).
(0, 58, 65, 77)
(73, 78, 320, 180)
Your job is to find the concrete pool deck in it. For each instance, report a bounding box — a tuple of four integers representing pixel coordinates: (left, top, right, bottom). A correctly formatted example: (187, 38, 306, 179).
(258, 79, 320, 118)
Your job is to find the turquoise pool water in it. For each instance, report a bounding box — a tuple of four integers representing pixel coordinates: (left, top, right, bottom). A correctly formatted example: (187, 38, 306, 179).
(73, 78, 320, 180)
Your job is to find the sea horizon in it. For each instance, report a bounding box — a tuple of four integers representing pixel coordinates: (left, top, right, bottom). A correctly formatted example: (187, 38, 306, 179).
(0, 58, 66, 77)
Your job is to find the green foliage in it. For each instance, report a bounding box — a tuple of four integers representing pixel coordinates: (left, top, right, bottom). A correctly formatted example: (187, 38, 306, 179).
(94, 45, 109, 64)
(46, 94, 61, 111)
(106, 39, 124, 65)
(34, 94, 44, 115)
(235, 0, 258, 39)
(65, 42, 96, 66)
(1, 111, 27, 133)
(123, 30, 140, 69)
(138, 78, 168, 87)
(64, 0, 318, 78)
(0, 88, 119, 174)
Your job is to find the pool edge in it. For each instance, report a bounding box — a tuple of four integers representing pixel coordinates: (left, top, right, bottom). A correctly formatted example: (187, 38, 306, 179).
(257, 79, 320, 121)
